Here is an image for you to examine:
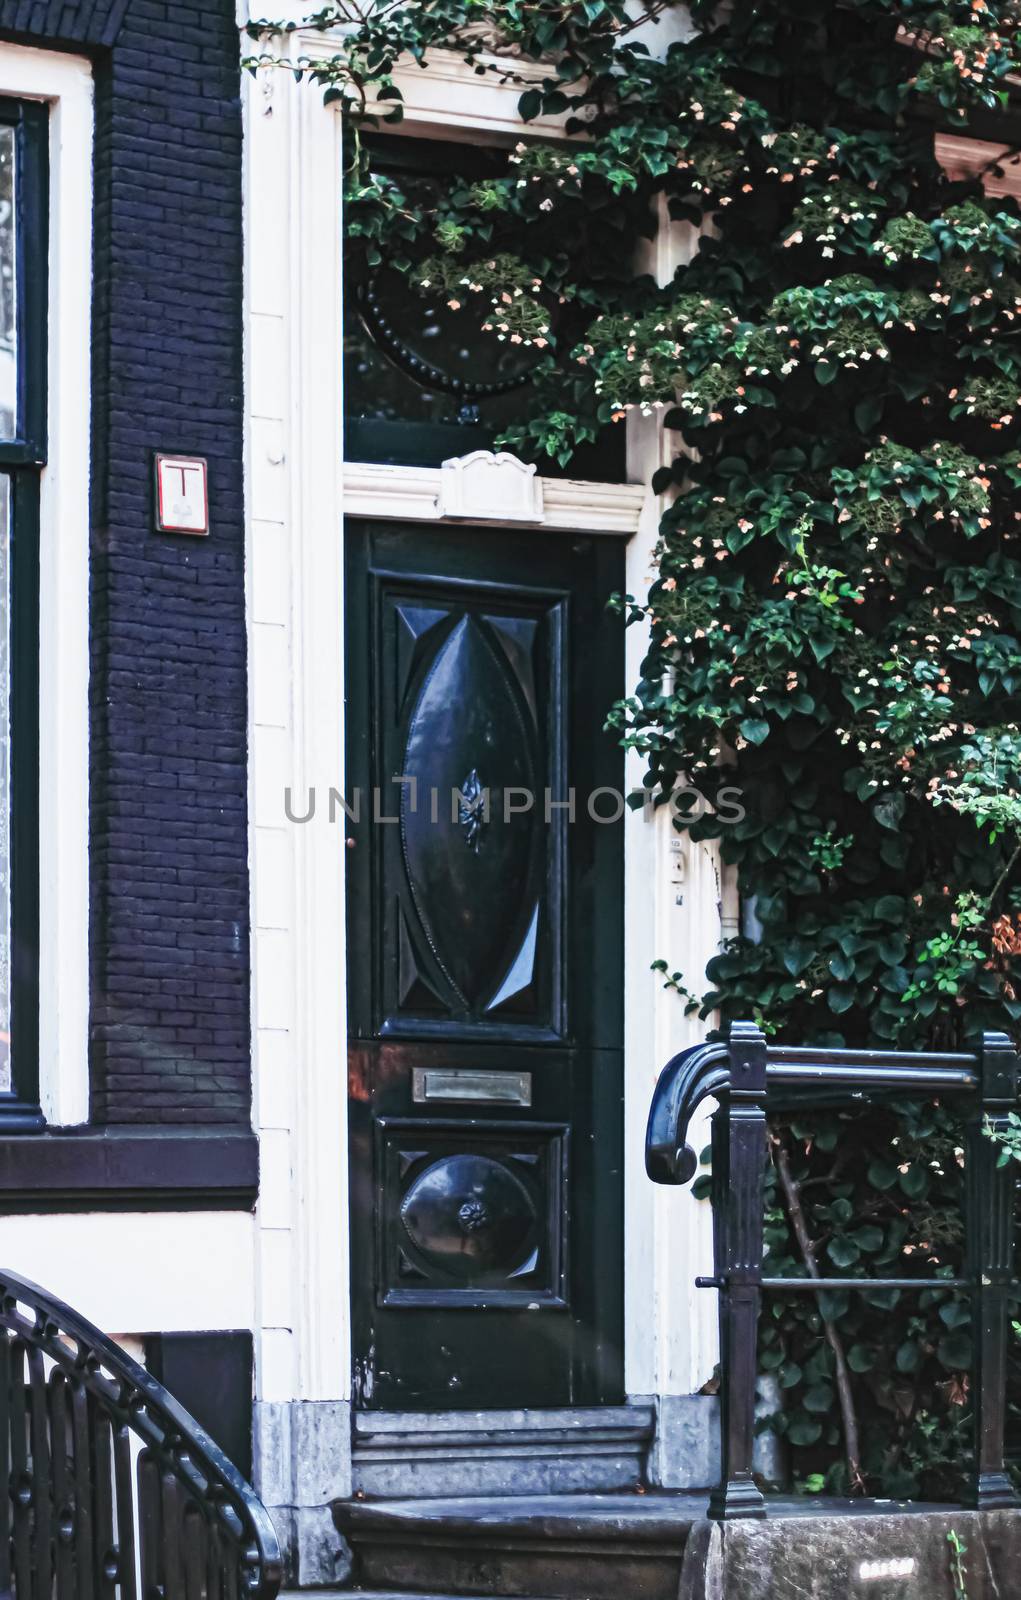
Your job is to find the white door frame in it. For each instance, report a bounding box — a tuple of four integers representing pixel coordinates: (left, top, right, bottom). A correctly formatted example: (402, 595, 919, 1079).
(244, 33, 727, 1442)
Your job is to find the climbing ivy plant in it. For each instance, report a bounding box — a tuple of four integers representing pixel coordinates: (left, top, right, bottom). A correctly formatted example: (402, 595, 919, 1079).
(249, 0, 1021, 1501)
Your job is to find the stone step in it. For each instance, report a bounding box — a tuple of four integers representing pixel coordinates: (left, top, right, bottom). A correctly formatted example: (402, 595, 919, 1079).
(344, 1593, 565, 1600)
(333, 1492, 704, 1600)
(351, 1407, 656, 1500)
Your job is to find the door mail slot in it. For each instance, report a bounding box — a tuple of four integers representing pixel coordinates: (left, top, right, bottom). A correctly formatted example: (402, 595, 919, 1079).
(411, 1068, 533, 1107)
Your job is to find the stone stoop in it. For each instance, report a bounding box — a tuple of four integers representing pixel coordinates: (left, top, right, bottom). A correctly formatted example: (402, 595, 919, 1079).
(332, 1492, 1021, 1600)
(679, 1504, 1021, 1600)
(332, 1492, 702, 1600)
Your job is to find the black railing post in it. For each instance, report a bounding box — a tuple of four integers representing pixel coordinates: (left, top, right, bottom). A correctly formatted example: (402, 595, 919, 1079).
(708, 1020, 768, 1520)
(966, 1030, 1021, 1509)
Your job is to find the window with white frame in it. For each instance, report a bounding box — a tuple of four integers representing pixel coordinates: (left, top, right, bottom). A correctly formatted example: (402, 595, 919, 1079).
(0, 94, 45, 1124)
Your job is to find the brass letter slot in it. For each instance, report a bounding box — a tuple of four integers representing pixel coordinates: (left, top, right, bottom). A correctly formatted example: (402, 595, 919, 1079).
(411, 1068, 533, 1107)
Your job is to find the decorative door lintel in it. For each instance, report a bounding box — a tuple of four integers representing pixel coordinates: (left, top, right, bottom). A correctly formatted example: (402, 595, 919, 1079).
(342, 456, 646, 536)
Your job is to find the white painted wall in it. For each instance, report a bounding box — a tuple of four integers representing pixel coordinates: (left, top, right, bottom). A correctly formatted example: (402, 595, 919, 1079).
(1, 1213, 254, 1331)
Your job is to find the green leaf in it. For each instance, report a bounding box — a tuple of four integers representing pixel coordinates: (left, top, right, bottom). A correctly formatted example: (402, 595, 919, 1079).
(877, 935, 907, 966)
(739, 718, 770, 745)
(867, 1159, 899, 1190)
(849, 1226, 884, 1253)
(802, 1383, 835, 1414)
(817, 1290, 850, 1321)
(787, 1417, 824, 1447)
(827, 985, 856, 1014)
(847, 1344, 874, 1373)
(898, 1165, 928, 1200)
(938, 1300, 971, 1330)
(896, 1340, 921, 1373)
(874, 896, 904, 923)
(874, 791, 905, 832)
(854, 395, 885, 432)
(782, 939, 815, 977)
(937, 1332, 972, 1370)
(827, 1235, 860, 1269)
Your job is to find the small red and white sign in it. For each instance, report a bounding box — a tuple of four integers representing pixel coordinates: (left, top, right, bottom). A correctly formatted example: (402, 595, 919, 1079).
(154, 453, 209, 535)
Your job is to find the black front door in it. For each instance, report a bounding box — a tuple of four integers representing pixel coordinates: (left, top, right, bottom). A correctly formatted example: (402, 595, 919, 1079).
(346, 519, 624, 1410)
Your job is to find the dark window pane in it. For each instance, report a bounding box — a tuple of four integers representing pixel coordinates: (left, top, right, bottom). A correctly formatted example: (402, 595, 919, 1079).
(0, 125, 16, 440)
(344, 138, 625, 480)
(0, 473, 11, 1090)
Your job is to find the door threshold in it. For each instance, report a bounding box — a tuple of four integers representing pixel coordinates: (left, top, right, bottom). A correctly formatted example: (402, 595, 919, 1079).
(352, 1404, 655, 1499)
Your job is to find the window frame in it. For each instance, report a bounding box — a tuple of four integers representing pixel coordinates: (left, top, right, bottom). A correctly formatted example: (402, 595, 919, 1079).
(3, 466, 40, 1125)
(0, 95, 48, 468)
(0, 93, 46, 1129)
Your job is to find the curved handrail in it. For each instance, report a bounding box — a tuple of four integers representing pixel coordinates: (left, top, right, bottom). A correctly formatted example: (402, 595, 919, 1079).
(646, 1032, 986, 1189)
(0, 1267, 283, 1600)
(645, 1040, 729, 1185)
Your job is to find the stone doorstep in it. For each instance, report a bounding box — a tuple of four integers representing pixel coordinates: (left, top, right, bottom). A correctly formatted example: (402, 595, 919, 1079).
(351, 1407, 656, 1500)
(352, 1408, 654, 1440)
(334, 1492, 701, 1600)
(334, 1492, 1020, 1600)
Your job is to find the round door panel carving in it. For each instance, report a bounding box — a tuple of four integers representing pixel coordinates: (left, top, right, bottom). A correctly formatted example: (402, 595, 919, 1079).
(399, 1152, 538, 1281)
(400, 614, 538, 1006)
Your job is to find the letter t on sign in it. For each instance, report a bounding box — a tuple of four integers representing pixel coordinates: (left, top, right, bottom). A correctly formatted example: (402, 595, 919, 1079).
(154, 453, 209, 535)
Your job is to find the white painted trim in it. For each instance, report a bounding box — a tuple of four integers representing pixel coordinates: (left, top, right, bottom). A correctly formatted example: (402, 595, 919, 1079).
(0, 45, 93, 1125)
(936, 132, 1021, 199)
(291, 36, 588, 145)
(343, 462, 645, 534)
(289, 68, 349, 1405)
(623, 205, 722, 1404)
(245, 52, 349, 1408)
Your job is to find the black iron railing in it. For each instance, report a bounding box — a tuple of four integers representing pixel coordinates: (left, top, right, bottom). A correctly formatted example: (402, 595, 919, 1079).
(646, 1021, 1021, 1520)
(0, 1268, 282, 1600)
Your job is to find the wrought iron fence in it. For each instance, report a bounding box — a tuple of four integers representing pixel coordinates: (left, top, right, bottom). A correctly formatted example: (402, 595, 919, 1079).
(0, 1268, 282, 1600)
(646, 1021, 1021, 1519)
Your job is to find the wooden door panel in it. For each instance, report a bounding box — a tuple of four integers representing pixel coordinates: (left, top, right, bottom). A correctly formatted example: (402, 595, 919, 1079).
(377, 1118, 570, 1309)
(346, 521, 624, 1410)
(377, 581, 565, 1037)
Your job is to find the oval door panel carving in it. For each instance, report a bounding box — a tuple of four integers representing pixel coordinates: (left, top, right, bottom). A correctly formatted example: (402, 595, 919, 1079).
(401, 614, 538, 1006)
(400, 1152, 538, 1280)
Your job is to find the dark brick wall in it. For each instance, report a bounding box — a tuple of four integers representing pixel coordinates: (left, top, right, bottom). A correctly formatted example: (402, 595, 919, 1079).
(0, 0, 250, 1125)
